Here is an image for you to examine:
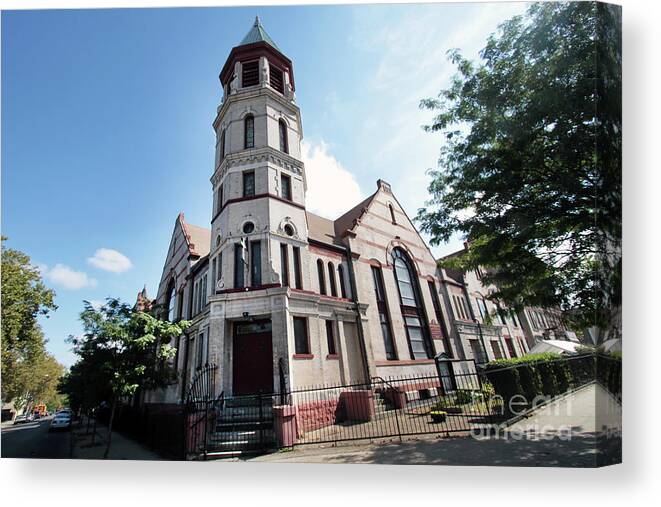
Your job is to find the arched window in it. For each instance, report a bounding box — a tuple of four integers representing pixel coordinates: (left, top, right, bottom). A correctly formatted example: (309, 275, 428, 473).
(327, 262, 337, 297)
(392, 248, 432, 360)
(279, 119, 288, 154)
(244, 114, 254, 149)
(389, 203, 397, 224)
(337, 264, 347, 299)
(166, 279, 176, 322)
(316, 259, 326, 295)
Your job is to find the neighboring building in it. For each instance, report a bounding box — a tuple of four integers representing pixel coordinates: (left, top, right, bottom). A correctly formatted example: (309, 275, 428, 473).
(144, 18, 453, 405)
(437, 244, 578, 363)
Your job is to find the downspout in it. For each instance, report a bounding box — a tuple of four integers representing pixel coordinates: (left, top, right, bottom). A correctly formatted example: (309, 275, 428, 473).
(345, 242, 373, 384)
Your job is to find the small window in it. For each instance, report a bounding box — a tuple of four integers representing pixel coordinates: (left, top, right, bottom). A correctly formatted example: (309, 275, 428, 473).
(244, 114, 255, 149)
(338, 265, 347, 299)
(284, 224, 294, 237)
(491, 341, 504, 359)
(470, 339, 487, 364)
(281, 173, 291, 201)
(269, 64, 284, 93)
(293, 317, 309, 355)
(242, 60, 259, 87)
(389, 203, 397, 224)
(293, 247, 302, 289)
(243, 221, 255, 234)
(327, 262, 337, 297)
(243, 171, 255, 197)
(317, 259, 326, 295)
(279, 120, 288, 154)
(325, 320, 337, 356)
(505, 338, 517, 358)
(196, 332, 205, 368)
(211, 258, 217, 289)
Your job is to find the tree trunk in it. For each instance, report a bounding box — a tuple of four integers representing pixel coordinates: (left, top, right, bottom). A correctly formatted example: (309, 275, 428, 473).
(103, 395, 117, 459)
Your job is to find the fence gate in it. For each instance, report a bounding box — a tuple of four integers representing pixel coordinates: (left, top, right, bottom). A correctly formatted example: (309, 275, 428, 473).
(185, 363, 217, 460)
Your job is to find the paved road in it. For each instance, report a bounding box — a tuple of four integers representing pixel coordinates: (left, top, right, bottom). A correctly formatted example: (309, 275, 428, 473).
(1, 417, 71, 459)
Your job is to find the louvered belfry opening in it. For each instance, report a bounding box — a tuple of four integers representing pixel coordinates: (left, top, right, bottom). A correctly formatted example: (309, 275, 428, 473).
(242, 60, 260, 87)
(269, 64, 284, 93)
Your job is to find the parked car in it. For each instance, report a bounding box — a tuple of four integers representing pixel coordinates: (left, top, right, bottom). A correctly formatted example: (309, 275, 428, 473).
(13, 414, 29, 425)
(49, 413, 71, 432)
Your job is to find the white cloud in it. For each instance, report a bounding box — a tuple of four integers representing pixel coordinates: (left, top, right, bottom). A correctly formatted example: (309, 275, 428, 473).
(87, 248, 133, 273)
(44, 264, 97, 290)
(301, 140, 364, 219)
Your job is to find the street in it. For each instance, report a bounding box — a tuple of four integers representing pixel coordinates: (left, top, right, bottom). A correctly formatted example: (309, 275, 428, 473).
(1, 417, 71, 459)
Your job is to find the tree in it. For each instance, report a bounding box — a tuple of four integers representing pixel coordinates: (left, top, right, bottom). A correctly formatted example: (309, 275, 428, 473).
(1, 237, 58, 405)
(61, 298, 189, 459)
(417, 2, 621, 336)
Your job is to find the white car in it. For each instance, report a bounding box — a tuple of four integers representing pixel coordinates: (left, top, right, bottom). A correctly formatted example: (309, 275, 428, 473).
(13, 414, 29, 425)
(49, 413, 71, 431)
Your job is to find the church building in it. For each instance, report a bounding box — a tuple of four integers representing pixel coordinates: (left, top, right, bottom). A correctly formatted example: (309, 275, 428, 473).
(144, 18, 462, 406)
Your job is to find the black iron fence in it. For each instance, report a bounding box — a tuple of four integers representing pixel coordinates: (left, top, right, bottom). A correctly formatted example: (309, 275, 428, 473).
(100, 353, 619, 460)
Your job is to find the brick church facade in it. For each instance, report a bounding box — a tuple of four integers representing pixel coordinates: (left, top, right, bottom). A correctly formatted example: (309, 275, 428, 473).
(142, 18, 573, 406)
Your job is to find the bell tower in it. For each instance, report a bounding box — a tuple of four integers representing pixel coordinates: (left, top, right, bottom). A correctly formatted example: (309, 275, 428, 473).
(210, 17, 308, 292)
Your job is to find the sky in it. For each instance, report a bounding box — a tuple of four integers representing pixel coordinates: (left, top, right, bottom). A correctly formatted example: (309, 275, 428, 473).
(1, 2, 529, 367)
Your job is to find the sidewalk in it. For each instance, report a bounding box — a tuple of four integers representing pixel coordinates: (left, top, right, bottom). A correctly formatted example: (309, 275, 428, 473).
(248, 383, 621, 467)
(71, 416, 162, 460)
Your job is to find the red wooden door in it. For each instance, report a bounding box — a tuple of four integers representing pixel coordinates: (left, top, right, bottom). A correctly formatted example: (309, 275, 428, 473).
(232, 320, 273, 395)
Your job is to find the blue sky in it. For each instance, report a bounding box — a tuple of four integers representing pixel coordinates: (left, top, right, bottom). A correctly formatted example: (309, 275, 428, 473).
(1, 2, 528, 367)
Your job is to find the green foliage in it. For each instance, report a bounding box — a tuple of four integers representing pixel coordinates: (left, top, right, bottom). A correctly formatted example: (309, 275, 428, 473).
(484, 353, 596, 417)
(1, 237, 62, 407)
(59, 298, 190, 458)
(417, 2, 621, 332)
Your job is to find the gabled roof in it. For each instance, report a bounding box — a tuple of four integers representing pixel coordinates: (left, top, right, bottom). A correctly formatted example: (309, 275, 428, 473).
(306, 211, 342, 247)
(239, 16, 281, 52)
(178, 213, 210, 258)
(333, 191, 378, 238)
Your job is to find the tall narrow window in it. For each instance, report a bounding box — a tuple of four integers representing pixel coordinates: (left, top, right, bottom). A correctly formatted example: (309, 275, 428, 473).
(428, 280, 452, 357)
(216, 184, 224, 214)
(325, 320, 337, 356)
(491, 341, 504, 359)
(371, 266, 397, 360)
(477, 298, 488, 320)
(293, 247, 302, 289)
(211, 258, 217, 290)
(217, 252, 222, 282)
(389, 203, 397, 224)
(281, 173, 291, 201)
(338, 265, 347, 299)
(234, 243, 244, 288)
(243, 171, 255, 197)
(470, 339, 487, 364)
(293, 317, 309, 355)
(250, 240, 262, 286)
(220, 129, 226, 162)
(510, 309, 519, 328)
(317, 259, 326, 295)
(279, 120, 288, 154)
(280, 243, 289, 287)
(269, 64, 284, 93)
(241, 60, 259, 87)
(166, 280, 176, 322)
(505, 338, 517, 358)
(327, 262, 337, 297)
(244, 114, 254, 149)
(392, 248, 432, 360)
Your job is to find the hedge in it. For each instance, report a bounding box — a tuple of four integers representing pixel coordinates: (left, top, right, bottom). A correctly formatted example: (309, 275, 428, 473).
(483, 353, 596, 417)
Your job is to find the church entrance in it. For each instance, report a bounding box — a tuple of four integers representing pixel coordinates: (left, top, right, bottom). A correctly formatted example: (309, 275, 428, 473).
(232, 320, 274, 396)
